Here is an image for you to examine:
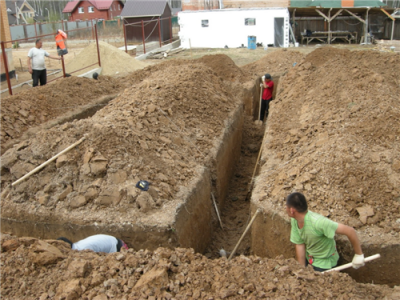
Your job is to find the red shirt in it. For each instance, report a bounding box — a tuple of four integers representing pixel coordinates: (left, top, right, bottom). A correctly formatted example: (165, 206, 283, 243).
(262, 80, 274, 100)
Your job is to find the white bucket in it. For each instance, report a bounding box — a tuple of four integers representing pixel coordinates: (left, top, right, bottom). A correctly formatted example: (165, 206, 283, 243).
(295, 42, 299, 47)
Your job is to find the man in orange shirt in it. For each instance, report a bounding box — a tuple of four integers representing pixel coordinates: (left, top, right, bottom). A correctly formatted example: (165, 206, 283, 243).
(55, 29, 68, 56)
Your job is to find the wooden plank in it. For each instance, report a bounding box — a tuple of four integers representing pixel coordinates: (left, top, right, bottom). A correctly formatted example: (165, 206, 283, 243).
(381, 8, 395, 21)
(344, 9, 366, 24)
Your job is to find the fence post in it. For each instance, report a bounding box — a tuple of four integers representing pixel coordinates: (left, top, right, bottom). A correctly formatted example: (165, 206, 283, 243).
(123, 21, 127, 54)
(91, 19, 94, 40)
(141, 20, 146, 54)
(95, 24, 101, 67)
(158, 17, 162, 47)
(61, 19, 65, 31)
(1, 42, 13, 96)
(103, 19, 105, 30)
(169, 16, 172, 42)
(23, 24, 28, 42)
(34, 22, 38, 39)
(61, 55, 66, 78)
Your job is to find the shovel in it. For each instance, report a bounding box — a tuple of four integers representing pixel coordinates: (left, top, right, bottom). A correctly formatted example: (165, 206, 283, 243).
(322, 254, 381, 273)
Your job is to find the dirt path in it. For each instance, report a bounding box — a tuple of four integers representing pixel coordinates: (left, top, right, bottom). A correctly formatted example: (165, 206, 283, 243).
(205, 116, 265, 258)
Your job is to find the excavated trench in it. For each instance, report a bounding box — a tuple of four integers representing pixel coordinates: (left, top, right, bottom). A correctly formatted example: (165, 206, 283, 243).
(1, 74, 398, 288)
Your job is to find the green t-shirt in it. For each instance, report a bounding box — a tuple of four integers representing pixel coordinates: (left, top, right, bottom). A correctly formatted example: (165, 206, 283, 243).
(290, 210, 339, 269)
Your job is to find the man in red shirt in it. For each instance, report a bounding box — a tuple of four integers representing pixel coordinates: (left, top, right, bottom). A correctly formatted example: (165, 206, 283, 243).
(260, 73, 274, 122)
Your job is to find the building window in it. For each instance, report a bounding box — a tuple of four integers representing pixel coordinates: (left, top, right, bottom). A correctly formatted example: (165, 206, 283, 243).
(110, 5, 113, 11)
(171, 0, 181, 9)
(245, 18, 256, 26)
(78, 7, 84, 13)
(88, 6, 94, 13)
(201, 20, 209, 27)
(118, 4, 120, 10)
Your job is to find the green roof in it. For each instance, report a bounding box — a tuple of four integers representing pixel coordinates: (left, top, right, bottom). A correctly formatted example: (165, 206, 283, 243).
(290, 0, 386, 8)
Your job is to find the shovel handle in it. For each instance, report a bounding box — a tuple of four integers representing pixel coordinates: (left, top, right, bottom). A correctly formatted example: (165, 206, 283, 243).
(322, 254, 381, 273)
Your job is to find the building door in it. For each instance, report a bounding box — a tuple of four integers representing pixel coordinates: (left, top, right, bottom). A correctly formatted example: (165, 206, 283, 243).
(274, 18, 284, 47)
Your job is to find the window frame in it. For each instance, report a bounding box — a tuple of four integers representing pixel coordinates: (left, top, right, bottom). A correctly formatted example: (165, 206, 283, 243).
(78, 7, 84, 14)
(201, 19, 209, 28)
(88, 6, 94, 13)
(245, 18, 256, 26)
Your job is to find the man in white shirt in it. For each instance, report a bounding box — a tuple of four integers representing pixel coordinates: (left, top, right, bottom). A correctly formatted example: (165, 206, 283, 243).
(27, 39, 60, 87)
(57, 234, 128, 253)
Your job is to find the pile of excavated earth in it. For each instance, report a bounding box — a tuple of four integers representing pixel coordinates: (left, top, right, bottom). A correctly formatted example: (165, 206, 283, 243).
(1, 55, 245, 232)
(254, 47, 400, 230)
(1, 234, 399, 300)
(65, 41, 148, 76)
(0, 76, 123, 153)
(1, 43, 400, 299)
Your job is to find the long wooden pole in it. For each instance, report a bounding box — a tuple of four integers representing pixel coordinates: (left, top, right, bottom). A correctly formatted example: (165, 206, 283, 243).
(322, 254, 381, 273)
(258, 83, 263, 121)
(211, 192, 223, 229)
(228, 208, 262, 260)
(1, 42, 13, 96)
(95, 24, 101, 67)
(12, 137, 86, 186)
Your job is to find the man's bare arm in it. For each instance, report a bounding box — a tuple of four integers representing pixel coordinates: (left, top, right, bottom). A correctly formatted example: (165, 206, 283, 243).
(48, 55, 61, 60)
(295, 244, 306, 267)
(335, 223, 362, 255)
(27, 57, 32, 74)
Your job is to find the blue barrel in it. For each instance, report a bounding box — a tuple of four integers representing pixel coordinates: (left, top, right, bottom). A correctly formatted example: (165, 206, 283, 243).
(248, 36, 256, 50)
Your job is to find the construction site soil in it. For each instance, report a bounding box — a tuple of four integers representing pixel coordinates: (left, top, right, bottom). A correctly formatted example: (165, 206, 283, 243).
(1, 44, 400, 299)
(2, 234, 400, 300)
(253, 47, 400, 229)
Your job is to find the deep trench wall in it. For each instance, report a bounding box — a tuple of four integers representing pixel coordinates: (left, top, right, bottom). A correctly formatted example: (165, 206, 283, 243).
(175, 103, 244, 253)
(337, 234, 400, 286)
(242, 81, 257, 116)
(174, 167, 212, 253)
(213, 104, 244, 210)
(250, 204, 294, 259)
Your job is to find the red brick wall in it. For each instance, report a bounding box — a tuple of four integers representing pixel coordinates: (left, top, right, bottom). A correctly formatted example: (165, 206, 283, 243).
(69, 0, 123, 21)
(182, 0, 289, 11)
(223, 0, 289, 8)
(182, 0, 219, 11)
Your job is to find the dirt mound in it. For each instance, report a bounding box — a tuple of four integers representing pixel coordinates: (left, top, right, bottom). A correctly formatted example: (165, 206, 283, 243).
(1, 58, 241, 229)
(257, 47, 400, 230)
(0, 76, 123, 154)
(1, 235, 398, 300)
(65, 41, 148, 76)
(197, 54, 247, 81)
(241, 48, 306, 79)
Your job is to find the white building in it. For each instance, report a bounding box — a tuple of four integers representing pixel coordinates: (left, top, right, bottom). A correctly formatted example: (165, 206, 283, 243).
(178, 8, 290, 49)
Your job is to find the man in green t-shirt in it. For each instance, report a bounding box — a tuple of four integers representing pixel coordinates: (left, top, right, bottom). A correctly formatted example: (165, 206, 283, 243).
(286, 192, 365, 272)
